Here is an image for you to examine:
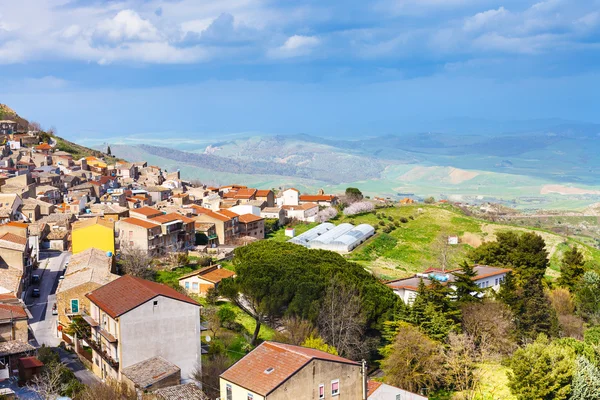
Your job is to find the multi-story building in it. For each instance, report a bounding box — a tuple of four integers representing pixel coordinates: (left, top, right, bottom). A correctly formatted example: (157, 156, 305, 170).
(237, 214, 265, 240)
(117, 213, 195, 255)
(220, 341, 365, 400)
(192, 207, 239, 245)
(71, 217, 115, 255)
(84, 275, 201, 382)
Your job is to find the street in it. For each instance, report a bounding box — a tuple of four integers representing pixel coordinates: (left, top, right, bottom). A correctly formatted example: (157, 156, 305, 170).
(27, 251, 69, 347)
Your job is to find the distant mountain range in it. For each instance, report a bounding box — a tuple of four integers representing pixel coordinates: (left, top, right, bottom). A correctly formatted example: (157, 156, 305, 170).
(103, 122, 600, 210)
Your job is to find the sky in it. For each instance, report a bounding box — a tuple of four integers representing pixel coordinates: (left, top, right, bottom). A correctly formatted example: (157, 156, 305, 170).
(1, 0, 600, 141)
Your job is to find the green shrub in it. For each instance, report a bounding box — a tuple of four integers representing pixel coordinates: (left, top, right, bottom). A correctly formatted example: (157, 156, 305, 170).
(400, 217, 409, 223)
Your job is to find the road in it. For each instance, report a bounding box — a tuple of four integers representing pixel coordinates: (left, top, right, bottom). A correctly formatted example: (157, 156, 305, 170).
(27, 251, 69, 347)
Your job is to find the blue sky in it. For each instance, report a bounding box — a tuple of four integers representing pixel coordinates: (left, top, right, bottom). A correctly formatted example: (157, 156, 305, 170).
(1, 0, 600, 141)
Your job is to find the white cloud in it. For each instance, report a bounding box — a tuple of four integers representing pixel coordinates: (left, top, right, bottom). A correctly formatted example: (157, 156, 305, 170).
(269, 35, 320, 58)
(94, 10, 160, 43)
(463, 7, 508, 32)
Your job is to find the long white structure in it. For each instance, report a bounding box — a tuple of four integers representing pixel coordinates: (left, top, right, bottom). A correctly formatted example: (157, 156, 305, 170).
(288, 222, 374, 253)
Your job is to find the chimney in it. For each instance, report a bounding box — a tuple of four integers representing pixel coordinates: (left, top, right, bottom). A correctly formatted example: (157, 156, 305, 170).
(361, 359, 368, 400)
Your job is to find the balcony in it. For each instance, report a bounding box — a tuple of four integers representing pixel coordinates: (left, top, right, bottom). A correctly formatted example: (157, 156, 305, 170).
(88, 338, 119, 370)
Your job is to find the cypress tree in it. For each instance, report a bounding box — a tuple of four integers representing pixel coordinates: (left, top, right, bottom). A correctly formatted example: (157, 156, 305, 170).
(558, 246, 585, 291)
(452, 260, 482, 304)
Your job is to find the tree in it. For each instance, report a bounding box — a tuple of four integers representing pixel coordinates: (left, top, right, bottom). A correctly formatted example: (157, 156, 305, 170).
(381, 322, 446, 393)
(574, 271, 600, 324)
(558, 246, 585, 291)
(302, 335, 338, 355)
(549, 288, 584, 340)
(424, 196, 435, 204)
(469, 231, 549, 284)
(274, 316, 316, 346)
(452, 260, 482, 304)
(76, 381, 136, 400)
(343, 201, 374, 216)
(28, 362, 66, 400)
(318, 281, 368, 360)
(571, 356, 600, 400)
(119, 244, 154, 279)
(507, 335, 576, 400)
(106, 145, 112, 156)
(203, 306, 222, 339)
(433, 232, 458, 271)
(317, 207, 338, 222)
(444, 333, 479, 398)
(461, 300, 517, 359)
(512, 277, 559, 341)
(345, 187, 363, 203)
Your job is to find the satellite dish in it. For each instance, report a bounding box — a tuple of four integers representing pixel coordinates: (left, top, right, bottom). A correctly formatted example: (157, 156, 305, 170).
(205, 336, 211, 343)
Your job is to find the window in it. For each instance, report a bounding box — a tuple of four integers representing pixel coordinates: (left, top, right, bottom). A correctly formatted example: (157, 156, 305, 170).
(319, 384, 325, 399)
(70, 299, 79, 313)
(192, 282, 199, 291)
(396, 395, 402, 400)
(226, 384, 232, 400)
(153, 300, 158, 306)
(331, 380, 340, 396)
(185, 282, 190, 289)
(495, 278, 499, 285)
(247, 394, 253, 400)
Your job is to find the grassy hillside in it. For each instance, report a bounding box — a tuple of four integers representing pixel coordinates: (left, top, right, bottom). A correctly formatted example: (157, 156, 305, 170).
(276, 204, 600, 281)
(54, 136, 121, 163)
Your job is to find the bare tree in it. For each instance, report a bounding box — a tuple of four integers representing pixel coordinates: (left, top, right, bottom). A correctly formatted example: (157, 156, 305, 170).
(318, 281, 367, 360)
(195, 355, 231, 399)
(120, 244, 154, 279)
(274, 316, 317, 345)
(204, 305, 222, 340)
(28, 362, 66, 400)
(461, 300, 517, 359)
(433, 231, 458, 271)
(77, 380, 137, 400)
(28, 121, 42, 132)
(445, 333, 479, 400)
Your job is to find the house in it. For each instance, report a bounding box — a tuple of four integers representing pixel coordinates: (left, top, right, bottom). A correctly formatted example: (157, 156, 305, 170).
(88, 204, 129, 222)
(129, 206, 164, 220)
(282, 203, 319, 222)
(386, 265, 512, 304)
(229, 204, 261, 217)
(260, 207, 286, 227)
(255, 189, 275, 208)
(0, 341, 36, 381)
(367, 381, 428, 400)
(116, 217, 162, 255)
(220, 341, 364, 400)
(153, 383, 208, 400)
(84, 275, 201, 382)
(148, 213, 196, 252)
(0, 299, 29, 343)
(0, 194, 23, 223)
(71, 217, 115, 255)
(279, 188, 300, 206)
(193, 207, 239, 245)
(178, 265, 236, 296)
(237, 214, 265, 240)
(0, 121, 17, 135)
(146, 186, 172, 205)
(0, 230, 32, 297)
(56, 248, 119, 336)
(299, 189, 338, 207)
(194, 222, 218, 246)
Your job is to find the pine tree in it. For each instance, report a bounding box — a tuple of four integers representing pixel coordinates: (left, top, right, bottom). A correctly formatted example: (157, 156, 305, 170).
(107, 145, 112, 156)
(571, 356, 600, 400)
(496, 271, 518, 307)
(515, 277, 559, 341)
(558, 246, 585, 291)
(452, 260, 482, 304)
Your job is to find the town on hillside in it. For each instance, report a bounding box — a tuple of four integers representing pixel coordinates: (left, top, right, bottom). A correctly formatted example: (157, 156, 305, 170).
(0, 115, 597, 400)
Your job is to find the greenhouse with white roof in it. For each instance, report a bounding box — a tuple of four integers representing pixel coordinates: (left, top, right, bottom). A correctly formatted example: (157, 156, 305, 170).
(288, 222, 375, 253)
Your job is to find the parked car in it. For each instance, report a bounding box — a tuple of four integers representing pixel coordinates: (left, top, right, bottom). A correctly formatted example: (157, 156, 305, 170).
(31, 274, 40, 284)
(52, 303, 58, 315)
(32, 288, 40, 298)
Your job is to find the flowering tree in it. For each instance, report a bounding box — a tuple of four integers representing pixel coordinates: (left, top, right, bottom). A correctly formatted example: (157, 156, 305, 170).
(317, 207, 338, 222)
(343, 201, 374, 216)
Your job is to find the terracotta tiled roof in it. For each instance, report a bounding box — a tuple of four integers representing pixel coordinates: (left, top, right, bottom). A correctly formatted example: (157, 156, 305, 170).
(0, 303, 28, 320)
(193, 208, 231, 222)
(233, 188, 257, 199)
(179, 266, 236, 283)
(150, 212, 194, 224)
(119, 217, 161, 230)
(255, 190, 272, 197)
(238, 214, 264, 224)
(217, 209, 239, 219)
(72, 216, 114, 231)
(0, 232, 27, 246)
(299, 195, 336, 202)
(367, 381, 383, 397)
(86, 275, 199, 318)
(4, 222, 28, 228)
(220, 341, 359, 396)
(35, 143, 52, 151)
(19, 356, 44, 369)
(132, 206, 163, 217)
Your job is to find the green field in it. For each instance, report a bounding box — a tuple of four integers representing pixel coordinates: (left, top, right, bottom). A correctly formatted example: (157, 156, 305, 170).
(271, 204, 600, 280)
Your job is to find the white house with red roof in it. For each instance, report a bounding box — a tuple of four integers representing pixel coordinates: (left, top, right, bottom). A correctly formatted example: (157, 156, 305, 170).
(84, 275, 201, 383)
(220, 341, 365, 400)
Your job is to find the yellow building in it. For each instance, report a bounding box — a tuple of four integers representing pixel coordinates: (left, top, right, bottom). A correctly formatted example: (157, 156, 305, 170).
(71, 217, 115, 254)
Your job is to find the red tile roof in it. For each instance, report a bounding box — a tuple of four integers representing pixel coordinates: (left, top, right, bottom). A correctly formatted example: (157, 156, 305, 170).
(4, 222, 28, 228)
(217, 209, 239, 219)
(150, 212, 194, 224)
(220, 341, 358, 396)
(367, 381, 383, 397)
(86, 275, 199, 318)
(299, 195, 336, 202)
(255, 190, 272, 197)
(238, 214, 264, 224)
(120, 217, 160, 230)
(35, 143, 52, 151)
(0, 304, 28, 319)
(0, 232, 27, 246)
(19, 357, 44, 369)
(233, 188, 257, 199)
(132, 206, 163, 217)
(193, 207, 231, 222)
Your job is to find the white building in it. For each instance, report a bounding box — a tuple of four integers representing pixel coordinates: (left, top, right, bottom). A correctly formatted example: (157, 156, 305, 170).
(386, 265, 512, 304)
(85, 275, 202, 382)
(279, 188, 300, 206)
(368, 381, 428, 400)
(282, 203, 318, 222)
(229, 204, 261, 217)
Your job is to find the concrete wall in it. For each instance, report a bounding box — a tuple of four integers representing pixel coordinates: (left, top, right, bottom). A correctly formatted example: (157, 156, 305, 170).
(179, 275, 215, 296)
(0, 319, 28, 342)
(269, 359, 363, 400)
(118, 296, 201, 380)
(282, 190, 299, 206)
(56, 281, 102, 328)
